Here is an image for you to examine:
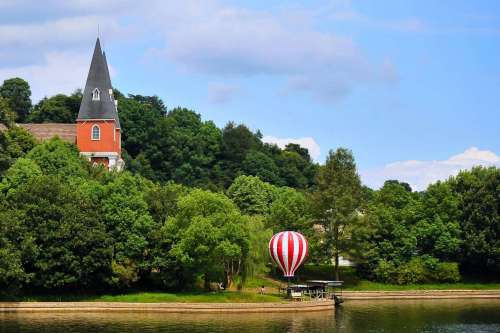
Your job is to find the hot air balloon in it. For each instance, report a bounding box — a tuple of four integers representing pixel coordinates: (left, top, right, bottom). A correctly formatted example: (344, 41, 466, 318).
(269, 231, 308, 278)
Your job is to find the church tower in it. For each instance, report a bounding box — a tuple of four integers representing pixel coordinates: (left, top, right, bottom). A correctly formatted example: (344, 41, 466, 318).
(76, 38, 123, 170)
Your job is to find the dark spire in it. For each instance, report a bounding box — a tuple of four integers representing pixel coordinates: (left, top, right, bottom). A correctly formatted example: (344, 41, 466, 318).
(102, 51, 113, 89)
(77, 38, 120, 128)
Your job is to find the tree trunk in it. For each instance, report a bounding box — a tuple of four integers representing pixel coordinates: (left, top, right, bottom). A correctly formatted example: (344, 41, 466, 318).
(333, 218, 340, 281)
(204, 273, 210, 290)
(226, 271, 233, 289)
(334, 251, 339, 281)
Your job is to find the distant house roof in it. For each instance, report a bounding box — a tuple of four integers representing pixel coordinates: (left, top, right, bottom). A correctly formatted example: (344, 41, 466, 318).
(77, 38, 120, 128)
(0, 123, 77, 143)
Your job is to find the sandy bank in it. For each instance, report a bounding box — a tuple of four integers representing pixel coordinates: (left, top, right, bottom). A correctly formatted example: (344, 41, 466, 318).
(0, 300, 334, 313)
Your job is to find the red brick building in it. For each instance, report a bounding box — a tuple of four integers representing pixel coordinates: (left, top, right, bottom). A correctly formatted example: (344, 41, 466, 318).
(76, 38, 123, 169)
(1, 39, 124, 170)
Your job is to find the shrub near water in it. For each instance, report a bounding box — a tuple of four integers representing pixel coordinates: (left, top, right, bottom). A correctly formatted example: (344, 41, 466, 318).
(374, 257, 460, 284)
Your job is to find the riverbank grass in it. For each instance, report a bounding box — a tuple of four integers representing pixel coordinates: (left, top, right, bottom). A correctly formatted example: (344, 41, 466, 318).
(344, 280, 500, 291)
(4, 291, 284, 303)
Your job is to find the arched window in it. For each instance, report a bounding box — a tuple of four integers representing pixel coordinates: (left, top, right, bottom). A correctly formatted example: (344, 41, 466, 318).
(92, 88, 100, 101)
(91, 124, 100, 140)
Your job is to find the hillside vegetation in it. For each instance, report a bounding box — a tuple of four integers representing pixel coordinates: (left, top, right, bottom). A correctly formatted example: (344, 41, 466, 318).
(0, 77, 498, 297)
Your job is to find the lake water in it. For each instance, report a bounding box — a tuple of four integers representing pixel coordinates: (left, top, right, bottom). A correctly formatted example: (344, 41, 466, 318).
(1, 299, 499, 333)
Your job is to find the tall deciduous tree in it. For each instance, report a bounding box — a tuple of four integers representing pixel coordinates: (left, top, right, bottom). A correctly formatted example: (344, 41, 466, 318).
(0, 126, 36, 177)
(312, 148, 362, 280)
(25, 137, 88, 179)
(227, 175, 277, 216)
(0, 97, 16, 126)
(242, 150, 282, 185)
(267, 187, 312, 233)
(162, 189, 251, 289)
(6, 175, 112, 290)
(451, 166, 499, 275)
(28, 91, 82, 123)
(0, 78, 32, 122)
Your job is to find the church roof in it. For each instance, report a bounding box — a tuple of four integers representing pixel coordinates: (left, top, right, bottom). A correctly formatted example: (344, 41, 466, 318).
(77, 38, 120, 128)
(0, 123, 76, 143)
(19, 123, 76, 143)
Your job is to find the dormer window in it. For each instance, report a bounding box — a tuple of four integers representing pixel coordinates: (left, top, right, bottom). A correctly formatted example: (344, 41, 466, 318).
(91, 124, 100, 140)
(92, 88, 100, 101)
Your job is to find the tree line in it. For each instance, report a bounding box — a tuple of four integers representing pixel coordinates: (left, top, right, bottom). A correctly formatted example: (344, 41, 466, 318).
(0, 77, 498, 295)
(0, 78, 317, 190)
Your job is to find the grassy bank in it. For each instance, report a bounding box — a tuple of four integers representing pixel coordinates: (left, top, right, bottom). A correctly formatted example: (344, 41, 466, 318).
(274, 265, 500, 291)
(3, 265, 499, 303)
(1, 291, 283, 303)
(343, 280, 500, 291)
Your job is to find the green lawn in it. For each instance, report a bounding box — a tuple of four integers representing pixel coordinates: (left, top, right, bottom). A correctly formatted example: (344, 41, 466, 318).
(3, 267, 499, 303)
(3, 291, 284, 303)
(344, 280, 500, 291)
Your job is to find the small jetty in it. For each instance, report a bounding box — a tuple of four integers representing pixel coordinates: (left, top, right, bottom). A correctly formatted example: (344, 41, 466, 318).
(279, 280, 345, 305)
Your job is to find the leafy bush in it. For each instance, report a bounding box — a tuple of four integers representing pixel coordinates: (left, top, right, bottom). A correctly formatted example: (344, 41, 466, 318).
(434, 262, 460, 282)
(396, 258, 427, 284)
(374, 260, 397, 283)
(373, 257, 461, 284)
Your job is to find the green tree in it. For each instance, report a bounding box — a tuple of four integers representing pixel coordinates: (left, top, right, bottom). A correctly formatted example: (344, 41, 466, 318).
(0, 158, 42, 197)
(219, 122, 260, 186)
(118, 96, 164, 158)
(0, 78, 32, 122)
(128, 94, 167, 115)
(0, 200, 33, 294)
(352, 180, 419, 280)
(0, 97, 16, 126)
(276, 150, 315, 189)
(145, 181, 189, 224)
(0, 126, 36, 177)
(285, 143, 312, 162)
(161, 189, 251, 288)
(352, 179, 464, 284)
(25, 137, 88, 178)
(413, 181, 462, 261)
(312, 148, 362, 280)
(243, 216, 273, 286)
(5, 175, 112, 290)
(227, 175, 277, 215)
(450, 166, 499, 274)
(267, 187, 312, 232)
(28, 91, 82, 123)
(242, 150, 282, 185)
(99, 172, 155, 287)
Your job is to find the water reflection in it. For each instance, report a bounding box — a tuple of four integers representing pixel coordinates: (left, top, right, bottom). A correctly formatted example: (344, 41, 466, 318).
(1, 299, 499, 333)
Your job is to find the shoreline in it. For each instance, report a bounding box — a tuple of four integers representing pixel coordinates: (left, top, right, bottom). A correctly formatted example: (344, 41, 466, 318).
(1, 290, 499, 313)
(343, 289, 500, 300)
(0, 300, 334, 313)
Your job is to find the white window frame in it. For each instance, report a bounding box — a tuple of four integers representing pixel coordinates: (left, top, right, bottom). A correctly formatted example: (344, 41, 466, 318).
(92, 88, 101, 101)
(91, 124, 101, 141)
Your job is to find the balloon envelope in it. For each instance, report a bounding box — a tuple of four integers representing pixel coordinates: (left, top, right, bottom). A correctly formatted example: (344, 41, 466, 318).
(269, 231, 308, 277)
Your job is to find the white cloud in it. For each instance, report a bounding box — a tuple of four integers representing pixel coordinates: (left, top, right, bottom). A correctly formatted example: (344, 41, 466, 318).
(262, 135, 321, 161)
(0, 1, 398, 103)
(0, 15, 121, 49)
(143, 1, 395, 102)
(361, 147, 500, 191)
(0, 52, 89, 101)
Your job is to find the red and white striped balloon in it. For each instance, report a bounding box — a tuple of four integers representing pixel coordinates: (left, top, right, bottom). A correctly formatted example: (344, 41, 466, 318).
(269, 231, 308, 277)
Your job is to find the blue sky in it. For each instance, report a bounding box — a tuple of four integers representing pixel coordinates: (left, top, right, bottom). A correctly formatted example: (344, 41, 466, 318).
(0, 0, 498, 190)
